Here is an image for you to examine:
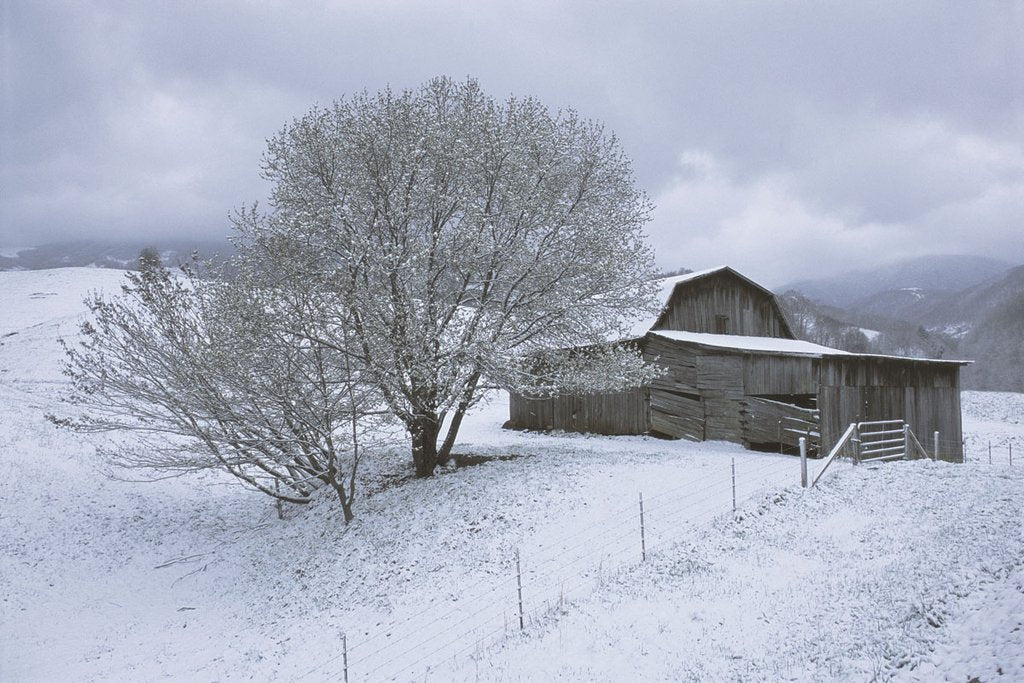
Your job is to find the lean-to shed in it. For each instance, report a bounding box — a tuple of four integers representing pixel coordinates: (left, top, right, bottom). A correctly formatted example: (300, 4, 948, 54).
(507, 266, 968, 462)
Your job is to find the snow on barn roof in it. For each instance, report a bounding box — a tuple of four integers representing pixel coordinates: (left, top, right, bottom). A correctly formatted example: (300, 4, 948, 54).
(650, 330, 849, 356)
(650, 330, 972, 364)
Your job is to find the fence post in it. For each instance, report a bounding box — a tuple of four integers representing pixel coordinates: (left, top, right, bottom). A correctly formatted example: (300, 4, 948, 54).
(515, 548, 524, 631)
(933, 431, 939, 461)
(799, 437, 808, 488)
(1011, 443, 1014, 466)
(853, 425, 861, 465)
(903, 424, 910, 460)
(342, 633, 348, 683)
(639, 492, 646, 562)
(989, 440, 992, 465)
(731, 458, 736, 512)
(778, 420, 783, 454)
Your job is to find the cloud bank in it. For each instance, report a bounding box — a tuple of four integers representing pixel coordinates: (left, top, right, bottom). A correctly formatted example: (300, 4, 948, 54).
(2, 1, 1021, 284)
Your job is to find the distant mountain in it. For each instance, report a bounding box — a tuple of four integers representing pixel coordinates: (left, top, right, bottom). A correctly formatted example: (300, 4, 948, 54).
(780, 254, 1014, 308)
(851, 287, 951, 324)
(779, 261, 1024, 392)
(776, 290, 959, 361)
(0, 240, 233, 271)
(953, 266, 1024, 392)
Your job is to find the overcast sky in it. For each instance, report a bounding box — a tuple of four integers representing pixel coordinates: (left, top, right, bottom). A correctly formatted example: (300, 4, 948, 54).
(2, 1, 1021, 285)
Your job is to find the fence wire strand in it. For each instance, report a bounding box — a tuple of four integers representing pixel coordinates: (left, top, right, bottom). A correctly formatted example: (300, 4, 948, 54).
(294, 452, 805, 682)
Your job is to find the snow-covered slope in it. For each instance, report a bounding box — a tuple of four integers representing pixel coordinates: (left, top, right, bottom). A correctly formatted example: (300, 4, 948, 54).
(1, 268, 1022, 681)
(439, 459, 1024, 681)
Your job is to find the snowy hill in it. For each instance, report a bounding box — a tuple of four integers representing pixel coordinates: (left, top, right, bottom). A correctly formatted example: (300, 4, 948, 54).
(0, 240, 232, 272)
(1, 268, 1022, 681)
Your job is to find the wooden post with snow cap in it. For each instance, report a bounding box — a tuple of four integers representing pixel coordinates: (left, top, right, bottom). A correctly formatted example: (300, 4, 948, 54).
(639, 492, 646, 562)
(903, 424, 910, 459)
(341, 633, 348, 683)
(731, 458, 736, 512)
(933, 431, 939, 461)
(515, 548, 524, 631)
(799, 437, 808, 488)
(852, 424, 861, 465)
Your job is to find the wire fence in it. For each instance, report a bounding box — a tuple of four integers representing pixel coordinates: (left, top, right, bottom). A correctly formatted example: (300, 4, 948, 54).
(293, 454, 802, 682)
(293, 431, 1021, 681)
(956, 435, 1019, 467)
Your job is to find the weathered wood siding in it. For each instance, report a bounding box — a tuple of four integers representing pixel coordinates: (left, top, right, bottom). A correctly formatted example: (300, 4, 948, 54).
(646, 335, 821, 448)
(507, 387, 649, 435)
(742, 354, 817, 396)
(649, 389, 704, 440)
(653, 270, 793, 338)
(644, 333, 699, 393)
(643, 334, 704, 439)
(817, 357, 963, 462)
(697, 353, 745, 442)
(741, 397, 820, 453)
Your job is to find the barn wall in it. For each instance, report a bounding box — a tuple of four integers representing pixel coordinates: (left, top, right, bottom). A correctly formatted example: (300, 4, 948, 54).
(654, 271, 793, 338)
(643, 335, 704, 439)
(697, 352, 745, 442)
(507, 387, 649, 435)
(740, 397, 820, 452)
(818, 357, 963, 462)
(644, 334, 699, 393)
(645, 336, 821, 448)
(742, 354, 817, 396)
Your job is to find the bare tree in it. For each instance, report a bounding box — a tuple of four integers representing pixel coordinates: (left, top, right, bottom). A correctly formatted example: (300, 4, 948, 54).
(240, 76, 660, 477)
(51, 260, 392, 522)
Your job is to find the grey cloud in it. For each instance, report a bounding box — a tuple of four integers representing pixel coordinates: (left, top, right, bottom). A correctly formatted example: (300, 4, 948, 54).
(1, 0, 1021, 283)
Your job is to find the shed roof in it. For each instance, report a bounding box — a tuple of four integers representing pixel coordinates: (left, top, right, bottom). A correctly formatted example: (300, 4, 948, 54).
(650, 330, 971, 365)
(650, 330, 848, 356)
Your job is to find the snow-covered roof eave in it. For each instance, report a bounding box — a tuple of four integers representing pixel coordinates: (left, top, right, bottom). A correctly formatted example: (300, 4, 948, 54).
(649, 330, 973, 364)
(650, 330, 844, 356)
(820, 353, 973, 365)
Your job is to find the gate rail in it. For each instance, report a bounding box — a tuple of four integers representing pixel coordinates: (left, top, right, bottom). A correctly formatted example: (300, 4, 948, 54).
(812, 419, 935, 487)
(857, 419, 907, 462)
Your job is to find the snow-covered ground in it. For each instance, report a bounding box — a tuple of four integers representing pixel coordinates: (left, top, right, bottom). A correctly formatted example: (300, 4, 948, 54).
(1, 268, 1022, 681)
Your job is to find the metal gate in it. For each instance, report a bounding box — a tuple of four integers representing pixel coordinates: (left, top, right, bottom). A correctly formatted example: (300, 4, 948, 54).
(856, 419, 908, 462)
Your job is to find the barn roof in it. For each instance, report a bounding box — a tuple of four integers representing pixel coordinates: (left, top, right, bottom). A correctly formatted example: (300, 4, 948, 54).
(651, 330, 971, 364)
(650, 330, 848, 356)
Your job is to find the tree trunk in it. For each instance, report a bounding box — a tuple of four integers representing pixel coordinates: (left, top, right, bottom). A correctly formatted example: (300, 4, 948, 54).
(328, 470, 356, 523)
(333, 484, 355, 523)
(437, 371, 481, 465)
(410, 415, 441, 477)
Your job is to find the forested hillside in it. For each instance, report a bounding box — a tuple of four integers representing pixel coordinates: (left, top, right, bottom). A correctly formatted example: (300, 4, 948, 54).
(775, 262, 1024, 391)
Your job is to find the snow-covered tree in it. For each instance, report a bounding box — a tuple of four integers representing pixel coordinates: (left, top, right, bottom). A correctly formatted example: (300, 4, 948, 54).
(239, 76, 660, 477)
(52, 259, 392, 522)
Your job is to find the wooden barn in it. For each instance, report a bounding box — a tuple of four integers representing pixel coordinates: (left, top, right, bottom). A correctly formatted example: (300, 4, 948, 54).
(508, 266, 968, 462)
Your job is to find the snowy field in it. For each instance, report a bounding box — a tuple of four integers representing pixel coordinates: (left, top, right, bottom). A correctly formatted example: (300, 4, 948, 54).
(1, 268, 1022, 681)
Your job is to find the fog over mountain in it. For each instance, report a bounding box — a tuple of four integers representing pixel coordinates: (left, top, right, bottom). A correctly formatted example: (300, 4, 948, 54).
(779, 255, 1015, 309)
